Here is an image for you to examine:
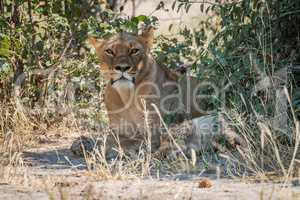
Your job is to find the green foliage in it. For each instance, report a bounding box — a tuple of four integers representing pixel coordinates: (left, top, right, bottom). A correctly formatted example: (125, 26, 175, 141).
(165, 0, 300, 119)
(154, 28, 199, 70)
(0, 0, 299, 133)
(0, 34, 13, 58)
(0, 0, 160, 130)
(87, 13, 158, 38)
(0, 0, 107, 128)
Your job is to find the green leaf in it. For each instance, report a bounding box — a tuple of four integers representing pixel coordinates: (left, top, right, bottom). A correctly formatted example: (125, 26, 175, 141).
(0, 34, 13, 57)
(0, 48, 13, 57)
(171, 1, 176, 10)
(136, 15, 148, 22)
(177, 3, 184, 12)
(186, 4, 192, 13)
(200, 3, 204, 12)
(168, 24, 174, 31)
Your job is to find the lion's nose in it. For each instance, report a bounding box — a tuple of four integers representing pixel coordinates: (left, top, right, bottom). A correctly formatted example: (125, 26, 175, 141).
(114, 64, 131, 72)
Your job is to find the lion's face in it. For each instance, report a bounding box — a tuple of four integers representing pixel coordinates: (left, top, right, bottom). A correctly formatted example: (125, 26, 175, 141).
(89, 29, 154, 90)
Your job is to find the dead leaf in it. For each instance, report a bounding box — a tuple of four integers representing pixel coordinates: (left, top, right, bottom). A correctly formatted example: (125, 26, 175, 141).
(198, 179, 212, 188)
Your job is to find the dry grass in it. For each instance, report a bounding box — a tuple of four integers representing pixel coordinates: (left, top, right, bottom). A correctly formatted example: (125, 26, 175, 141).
(1, 88, 299, 180)
(0, 100, 38, 168)
(210, 88, 300, 183)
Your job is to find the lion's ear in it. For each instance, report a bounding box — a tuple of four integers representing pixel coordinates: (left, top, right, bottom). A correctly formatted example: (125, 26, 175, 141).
(139, 27, 155, 48)
(88, 36, 104, 49)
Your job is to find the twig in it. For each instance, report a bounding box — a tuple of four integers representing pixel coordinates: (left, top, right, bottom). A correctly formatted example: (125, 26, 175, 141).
(151, 103, 189, 161)
(58, 37, 74, 62)
(176, 0, 220, 6)
(131, 0, 136, 17)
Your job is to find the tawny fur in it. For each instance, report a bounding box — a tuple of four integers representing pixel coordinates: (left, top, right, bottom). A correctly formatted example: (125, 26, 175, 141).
(89, 29, 203, 153)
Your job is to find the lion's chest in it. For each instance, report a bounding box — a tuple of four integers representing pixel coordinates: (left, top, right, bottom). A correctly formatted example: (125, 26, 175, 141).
(104, 85, 144, 126)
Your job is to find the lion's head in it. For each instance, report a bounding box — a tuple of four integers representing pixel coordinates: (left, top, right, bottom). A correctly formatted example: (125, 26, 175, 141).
(89, 28, 154, 91)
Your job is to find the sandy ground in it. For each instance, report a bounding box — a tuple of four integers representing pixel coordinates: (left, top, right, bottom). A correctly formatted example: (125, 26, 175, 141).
(0, 133, 299, 200)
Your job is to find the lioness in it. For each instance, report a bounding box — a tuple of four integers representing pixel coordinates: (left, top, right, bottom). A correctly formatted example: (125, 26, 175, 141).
(89, 28, 203, 155)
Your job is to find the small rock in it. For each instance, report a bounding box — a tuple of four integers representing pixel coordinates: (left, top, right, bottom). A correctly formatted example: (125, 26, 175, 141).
(198, 179, 213, 188)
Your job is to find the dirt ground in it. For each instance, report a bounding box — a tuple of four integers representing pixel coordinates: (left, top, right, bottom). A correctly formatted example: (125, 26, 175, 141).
(0, 133, 299, 200)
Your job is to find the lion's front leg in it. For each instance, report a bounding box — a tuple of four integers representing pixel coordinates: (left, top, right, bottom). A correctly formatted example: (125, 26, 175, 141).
(104, 119, 139, 157)
(106, 120, 162, 159)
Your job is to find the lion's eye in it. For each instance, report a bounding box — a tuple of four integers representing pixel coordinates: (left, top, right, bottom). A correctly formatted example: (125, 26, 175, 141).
(130, 48, 140, 55)
(105, 49, 114, 56)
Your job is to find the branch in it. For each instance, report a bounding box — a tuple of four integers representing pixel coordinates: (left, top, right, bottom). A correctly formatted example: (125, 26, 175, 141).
(176, 0, 242, 6)
(176, 0, 220, 6)
(58, 37, 73, 62)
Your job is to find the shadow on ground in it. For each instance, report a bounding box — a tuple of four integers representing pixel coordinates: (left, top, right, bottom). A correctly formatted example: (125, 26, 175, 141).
(22, 148, 86, 170)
